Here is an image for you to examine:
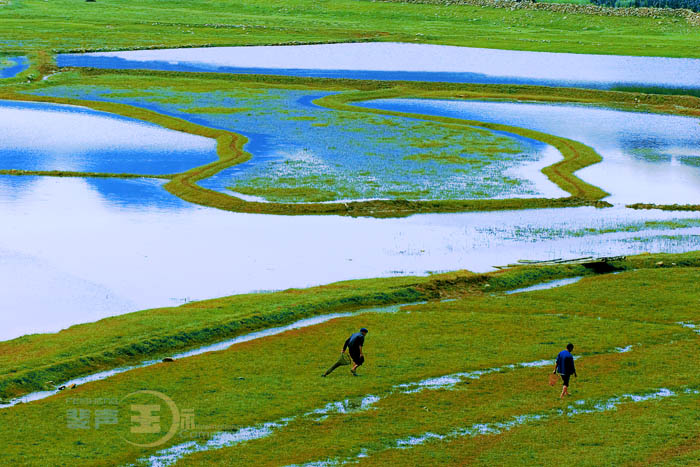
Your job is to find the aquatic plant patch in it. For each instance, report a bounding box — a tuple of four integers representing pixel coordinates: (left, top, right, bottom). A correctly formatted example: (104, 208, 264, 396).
(27, 83, 555, 202)
(8, 70, 700, 215)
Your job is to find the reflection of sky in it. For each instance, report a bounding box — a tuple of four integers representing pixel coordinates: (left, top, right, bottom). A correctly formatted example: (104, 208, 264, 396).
(28, 86, 561, 201)
(361, 99, 700, 205)
(2, 173, 700, 340)
(58, 43, 700, 89)
(0, 56, 29, 79)
(0, 100, 218, 174)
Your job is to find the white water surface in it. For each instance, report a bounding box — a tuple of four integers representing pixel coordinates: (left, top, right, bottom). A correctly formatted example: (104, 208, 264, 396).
(505, 276, 583, 294)
(58, 43, 700, 89)
(0, 100, 217, 174)
(2, 174, 700, 341)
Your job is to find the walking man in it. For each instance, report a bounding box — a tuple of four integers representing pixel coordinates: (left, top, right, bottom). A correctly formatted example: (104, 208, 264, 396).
(322, 327, 368, 377)
(553, 343, 577, 398)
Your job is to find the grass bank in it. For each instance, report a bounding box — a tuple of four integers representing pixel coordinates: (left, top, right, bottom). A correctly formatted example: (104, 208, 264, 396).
(628, 202, 700, 212)
(0, 169, 171, 179)
(1, 262, 699, 465)
(1, 250, 699, 401)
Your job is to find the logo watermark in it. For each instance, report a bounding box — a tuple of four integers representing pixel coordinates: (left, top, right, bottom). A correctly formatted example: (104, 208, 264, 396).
(65, 390, 201, 448)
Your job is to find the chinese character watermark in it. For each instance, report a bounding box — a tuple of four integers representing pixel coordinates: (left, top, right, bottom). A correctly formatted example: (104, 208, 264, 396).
(65, 390, 199, 448)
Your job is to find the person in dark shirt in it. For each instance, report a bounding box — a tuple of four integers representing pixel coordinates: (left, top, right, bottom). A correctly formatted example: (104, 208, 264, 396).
(322, 328, 368, 377)
(553, 343, 577, 398)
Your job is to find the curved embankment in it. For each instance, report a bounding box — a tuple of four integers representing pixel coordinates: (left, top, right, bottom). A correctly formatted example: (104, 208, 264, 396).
(0, 87, 611, 217)
(1, 251, 698, 402)
(316, 89, 610, 201)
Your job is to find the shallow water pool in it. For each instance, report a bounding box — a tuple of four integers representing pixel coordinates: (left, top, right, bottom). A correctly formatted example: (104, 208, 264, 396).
(0, 56, 28, 79)
(360, 99, 700, 205)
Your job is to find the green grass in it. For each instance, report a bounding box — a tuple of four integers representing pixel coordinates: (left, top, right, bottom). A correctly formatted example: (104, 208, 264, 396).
(2, 0, 700, 62)
(539, 0, 592, 4)
(0, 169, 171, 179)
(628, 202, 700, 212)
(1, 251, 698, 401)
(1, 257, 699, 465)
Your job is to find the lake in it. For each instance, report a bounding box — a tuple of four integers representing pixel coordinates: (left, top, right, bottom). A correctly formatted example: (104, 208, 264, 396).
(57, 43, 700, 90)
(2, 172, 699, 340)
(360, 99, 700, 204)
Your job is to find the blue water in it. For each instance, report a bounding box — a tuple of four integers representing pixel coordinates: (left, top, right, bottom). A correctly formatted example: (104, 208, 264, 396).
(0, 56, 29, 79)
(0, 174, 191, 211)
(0, 99, 218, 175)
(56, 43, 700, 90)
(359, 98, 700, 205)
(27, 86, 559, 201)
(57, 55, 582, 87)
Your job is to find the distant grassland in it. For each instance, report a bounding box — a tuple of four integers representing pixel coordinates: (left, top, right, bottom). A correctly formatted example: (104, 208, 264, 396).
(1, 0, 700, 71)
(1, 253, 699, 465)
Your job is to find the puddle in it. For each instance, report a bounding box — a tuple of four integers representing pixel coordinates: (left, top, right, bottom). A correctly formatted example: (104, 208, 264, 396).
(678, 322, 700, 334)
(396, 357, 557, 393)
(142, 420, 292, 467)
(0, 56, 29, 79)
(134, 344, 640, 466)
(505, 276, 583, 294)
(0, 303, 410, 409)
(360, 99, 700, 205)
(57, 43, 700, 90)
(0, 100, 217, 174)
(297, 387, 680, 466)
(309, 395, 381, 419)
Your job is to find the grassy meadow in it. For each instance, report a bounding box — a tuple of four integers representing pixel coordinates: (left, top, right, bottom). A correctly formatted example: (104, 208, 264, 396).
(0, 255, 699, 465)
(2, 0, 700, 465)
(1, 0, 700, 63)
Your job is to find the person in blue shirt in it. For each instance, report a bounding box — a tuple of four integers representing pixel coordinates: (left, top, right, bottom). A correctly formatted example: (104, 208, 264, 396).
(553, 343, 577, 398)
(322, 328, 368, 377)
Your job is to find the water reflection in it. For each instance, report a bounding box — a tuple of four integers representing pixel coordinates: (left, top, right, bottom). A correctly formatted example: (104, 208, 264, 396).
(360, 99, 700, 204)
(57, 43, 700, 90)
(0, 56, 28, 79)
(27, 88, 559, 201)
(0, 100, 217, 174)
(2, 174, 700, 340)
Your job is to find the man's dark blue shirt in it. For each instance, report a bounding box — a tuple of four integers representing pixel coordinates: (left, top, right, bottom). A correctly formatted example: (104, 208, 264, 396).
(344, 332, 365, 353)
(556, 350, 576, 375)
